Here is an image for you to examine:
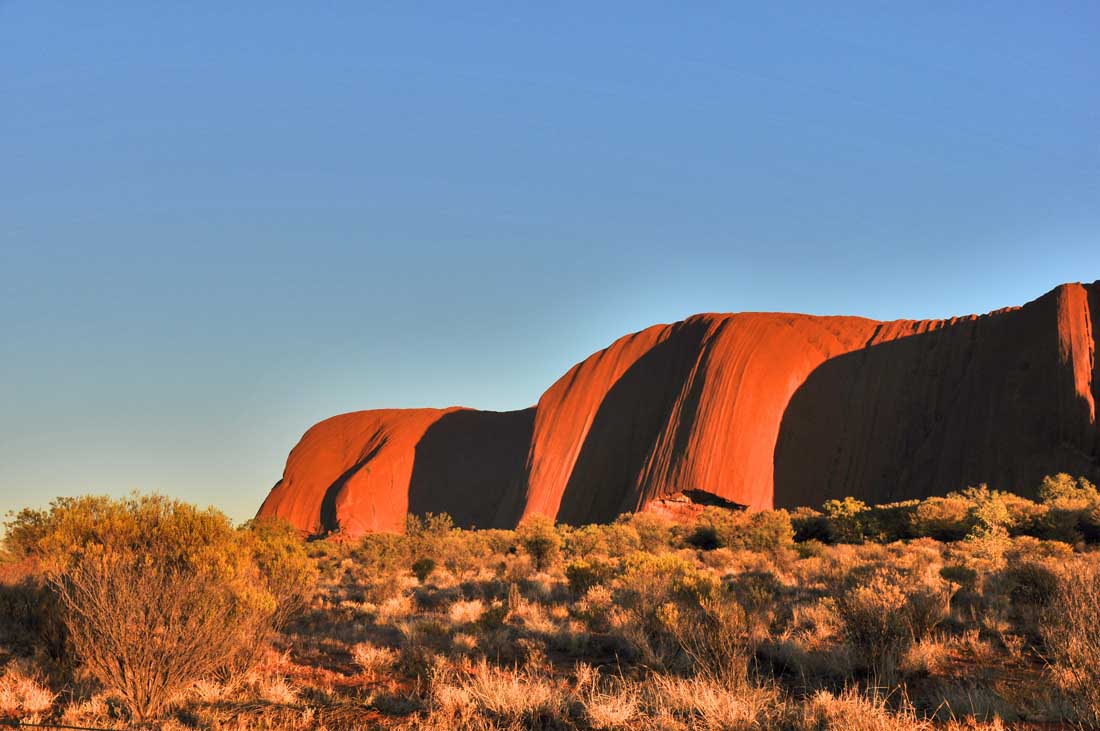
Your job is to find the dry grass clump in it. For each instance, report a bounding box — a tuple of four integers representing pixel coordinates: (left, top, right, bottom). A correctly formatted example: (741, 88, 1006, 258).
(799, 688, 932, 731)
(1040, 558, 1100, 725)
(352, 640, 398, 681)
(448, 598, 486, 626)
(428, 660, 566, 729)
(639, 674, 780, 730)
(0, 662, 56, 719)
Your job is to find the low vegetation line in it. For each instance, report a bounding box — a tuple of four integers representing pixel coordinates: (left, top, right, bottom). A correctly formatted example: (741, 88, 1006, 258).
(1, 474, 1099, 729)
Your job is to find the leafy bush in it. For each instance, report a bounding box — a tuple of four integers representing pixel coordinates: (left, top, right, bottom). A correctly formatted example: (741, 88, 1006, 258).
(516, 516, 561, 572)
(617, 512, 672, 553)
(240, 517, 317, 630)
(685, 507, 794, 553)
(412, 557, 437, 583)
(561, 522, 642, 559)
(565, 557, 615, 597)
(822, 498, 871, 544)
(909, 495, 975, 541)
(1039, 473, 1099, 504)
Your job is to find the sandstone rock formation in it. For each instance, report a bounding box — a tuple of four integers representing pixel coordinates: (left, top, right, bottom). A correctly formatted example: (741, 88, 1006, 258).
(258, 282, 1100, 535)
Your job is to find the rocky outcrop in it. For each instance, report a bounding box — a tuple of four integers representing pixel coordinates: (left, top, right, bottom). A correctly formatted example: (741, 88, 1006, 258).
(258, 282, 1100, 536)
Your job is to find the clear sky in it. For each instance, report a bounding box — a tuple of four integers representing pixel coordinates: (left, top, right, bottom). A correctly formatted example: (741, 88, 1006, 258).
(1, 2, 1097, 523)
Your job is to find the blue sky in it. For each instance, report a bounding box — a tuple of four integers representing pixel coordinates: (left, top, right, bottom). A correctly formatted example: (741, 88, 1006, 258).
(1, 2, 1097, 522)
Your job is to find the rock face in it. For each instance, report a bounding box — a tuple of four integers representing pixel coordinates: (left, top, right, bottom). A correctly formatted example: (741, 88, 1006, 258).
(258, 282, 1100, 535)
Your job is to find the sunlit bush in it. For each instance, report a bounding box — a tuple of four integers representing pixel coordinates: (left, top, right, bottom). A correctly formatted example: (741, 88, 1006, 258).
(516, 515, 561, 571)
(8, 494, 310, 723)
(685, 506, 794, 553)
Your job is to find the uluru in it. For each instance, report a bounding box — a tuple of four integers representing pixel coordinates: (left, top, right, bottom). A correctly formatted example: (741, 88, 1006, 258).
(258, 282, 1100, 537)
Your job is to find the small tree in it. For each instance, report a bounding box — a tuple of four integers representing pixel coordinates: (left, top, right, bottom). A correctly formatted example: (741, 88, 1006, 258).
(517, 515, 561, 571)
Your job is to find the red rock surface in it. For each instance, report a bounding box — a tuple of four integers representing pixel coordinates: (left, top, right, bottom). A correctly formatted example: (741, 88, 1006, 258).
(258, 282, 1100, 536)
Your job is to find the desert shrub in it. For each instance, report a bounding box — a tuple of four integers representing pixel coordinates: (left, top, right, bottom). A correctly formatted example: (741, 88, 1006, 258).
(795, 538, 829, 559)
(1033, 474, 1100, 543)
(727, 570, 783, 617)
(639, 673, 781, 730)
(240, 517, 316, 629)
(412, 557, 437, 583)
(613, 552, 722, 668)
(998, 493, 1047, 535)
(617, 512, 673, 552)
(353, 532, 414, 575)
(1040, 560, 1100, 725)
(575, 585, 614, 632)
(516, 515, 561, 571)
(428, 660, 566, 728)
(939, 563, 977, 589)
(907, 487, 1028, 544)
(791, 506, 832, 543)
(685, 523, 721, 550)
(999, 561, 1059, 607)
(866, 501, 921, 542)
(799, 688, 931, 731)
(565, 557, 616, 597)
(822, 497, 871, 543)
(561, 522, 641, 559)
(1, 507, 56, 561)
(837, 569, 952, 682)
(1039, 473, 1099, 504)
(35, 495, 281, 722)
(351, 641, 397, 681)
(961, 486, 1015, 540)
(478, 601, 510, 631)
(0, 562, 68, 669)
(667, 597, 754, 684)
(910, 495, 973, 541)
(685, 507, 794, 553)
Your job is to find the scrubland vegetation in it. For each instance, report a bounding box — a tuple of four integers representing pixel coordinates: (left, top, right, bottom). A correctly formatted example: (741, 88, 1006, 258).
(2, 474, 1100, 729)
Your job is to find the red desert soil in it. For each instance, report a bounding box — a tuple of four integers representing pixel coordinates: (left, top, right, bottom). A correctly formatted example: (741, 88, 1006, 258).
(258, 282, 1100, 536)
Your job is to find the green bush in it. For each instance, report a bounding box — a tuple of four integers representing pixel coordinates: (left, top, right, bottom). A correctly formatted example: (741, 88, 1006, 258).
(685, 507, 794, 553)
(412, 557, 437, 583)
(565, 557, 616, 597)
(516, 515, 561, 571)
(240, 517, 317, 630)
(1039, 473, 1099, 504)
(617, 512, 672, 552)
(909, 495, 970, 541)
(822, 498, 871, 544)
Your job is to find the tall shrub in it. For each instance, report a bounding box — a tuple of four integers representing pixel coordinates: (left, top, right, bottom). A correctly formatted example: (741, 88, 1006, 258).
(33, 495, 288, 722)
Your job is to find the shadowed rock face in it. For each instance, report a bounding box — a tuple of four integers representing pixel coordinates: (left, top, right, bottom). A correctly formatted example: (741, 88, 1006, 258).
(258, 282, 1100, 536)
